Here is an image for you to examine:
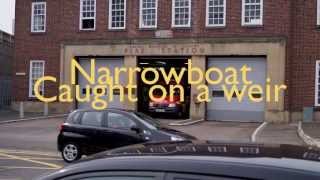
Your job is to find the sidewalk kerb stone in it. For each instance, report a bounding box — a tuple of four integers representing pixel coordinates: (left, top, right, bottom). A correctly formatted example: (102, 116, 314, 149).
(251, 122, 268, 142)
(169, 119, 205, 126)
(297, 121, 320, 148)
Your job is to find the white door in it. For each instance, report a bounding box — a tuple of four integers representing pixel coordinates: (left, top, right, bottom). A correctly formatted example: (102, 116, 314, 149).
(77, 57, 125, 109)
(206, 57, 266, 122)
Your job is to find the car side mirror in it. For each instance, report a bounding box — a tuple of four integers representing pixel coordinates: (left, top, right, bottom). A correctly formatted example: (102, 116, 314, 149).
(131, 126, 141, 134)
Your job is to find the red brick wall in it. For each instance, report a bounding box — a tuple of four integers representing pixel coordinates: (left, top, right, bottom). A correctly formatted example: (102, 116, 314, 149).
(13, 0, 320, 112)
(289, 0, 320, 111)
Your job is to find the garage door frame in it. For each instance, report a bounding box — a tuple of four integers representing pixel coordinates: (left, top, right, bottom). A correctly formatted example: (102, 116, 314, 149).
(205, 56, 267, 122)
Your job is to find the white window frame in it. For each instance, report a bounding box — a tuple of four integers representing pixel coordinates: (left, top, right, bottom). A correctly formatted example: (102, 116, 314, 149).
(241, 0, 263, 26)
(79, 0, 96, 31)
(139, 0, 158, 28)
(317, 0, 320, 26)
(315, 60, 320, 106)
(171, 0, 192, 28)
(206, 0, 226, 27)
(31, 2, 46, 33)
(108, 0, 127, 30)
(29, 60, 45, 98)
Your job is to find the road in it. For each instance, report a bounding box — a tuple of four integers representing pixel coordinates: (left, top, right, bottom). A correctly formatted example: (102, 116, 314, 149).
(0, 118, 65, 180)
(0, 117, 304, 179)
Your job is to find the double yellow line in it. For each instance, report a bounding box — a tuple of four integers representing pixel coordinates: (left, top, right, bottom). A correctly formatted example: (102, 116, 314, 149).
(0, 150, 62, 170)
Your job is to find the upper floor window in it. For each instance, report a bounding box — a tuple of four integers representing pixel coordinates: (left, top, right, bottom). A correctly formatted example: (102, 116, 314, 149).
(172, 0, 191, 27)
(242, 0, 263, 26)
(109, 0, 126, 29)
(317, 0, 320, 25)
(31, 2, 46, 32)
(139, 0, 158, 28)
(80, 0, 96, 30)
(206, 0, 226, 27)
(29, 60, 45, 97)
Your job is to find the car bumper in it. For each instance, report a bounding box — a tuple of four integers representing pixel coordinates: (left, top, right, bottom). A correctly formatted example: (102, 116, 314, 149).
(149, 107, 178, 113)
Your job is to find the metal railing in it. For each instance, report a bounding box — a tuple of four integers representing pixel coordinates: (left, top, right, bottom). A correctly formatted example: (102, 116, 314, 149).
(0, 77, 11, 109)
(0, 31, 14, 47)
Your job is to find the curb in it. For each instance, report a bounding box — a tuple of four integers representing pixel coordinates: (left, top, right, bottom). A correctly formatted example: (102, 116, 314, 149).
(297, 121, 320, 148)
(0, 114, 68, 125)
(251, 122, 268, 143)
(169, 119, 205, 126)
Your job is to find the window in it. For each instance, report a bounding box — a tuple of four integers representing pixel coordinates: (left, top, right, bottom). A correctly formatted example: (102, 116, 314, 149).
(109, 0, 126, 29)
(317, 0, 320, 26)
(29, 61, 45, 97)
(242, 0, 263, 26)
(315, 61, 320, 106)
(80, 0, 96, 30)
(172, 0, 191, 27)
(81, 112, 104, 127)
(31, 2, 46, 32)
(107, 113, 136, 129)
(206, 0, 226, 27)
(139, 0, 158, 28)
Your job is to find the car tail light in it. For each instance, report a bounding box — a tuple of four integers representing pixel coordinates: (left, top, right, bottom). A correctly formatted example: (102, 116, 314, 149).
(59, 124, 64, 131)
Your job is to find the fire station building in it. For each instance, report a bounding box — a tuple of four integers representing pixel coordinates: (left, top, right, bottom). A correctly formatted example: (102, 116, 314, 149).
(13, 0, 320, 123)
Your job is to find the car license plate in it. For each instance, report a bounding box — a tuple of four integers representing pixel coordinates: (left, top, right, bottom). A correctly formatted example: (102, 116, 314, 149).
(155, 109, 165, 112)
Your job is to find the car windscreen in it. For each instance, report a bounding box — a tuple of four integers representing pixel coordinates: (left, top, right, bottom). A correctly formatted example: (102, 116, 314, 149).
(133, 112, 161, 129)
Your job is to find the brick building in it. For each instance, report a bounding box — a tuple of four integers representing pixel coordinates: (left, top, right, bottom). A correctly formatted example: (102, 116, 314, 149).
(0, 30, 14, 109)
(12, 0, 320, 122)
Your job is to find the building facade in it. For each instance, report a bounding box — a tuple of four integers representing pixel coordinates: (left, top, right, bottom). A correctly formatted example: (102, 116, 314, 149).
(13, 0, 320, 123)
(0, 30, 14, 109)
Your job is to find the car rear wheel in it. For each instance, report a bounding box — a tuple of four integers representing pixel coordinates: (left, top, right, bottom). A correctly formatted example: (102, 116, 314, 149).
(62, 143, 82, 163)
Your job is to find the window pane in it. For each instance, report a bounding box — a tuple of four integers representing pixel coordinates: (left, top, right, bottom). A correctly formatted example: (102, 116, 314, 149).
(110, 0, 126, 28)
(207, 0, 225, 26)
(32, 2, 46, 32)
(243, 0, 262, 25)
(81, 112, 103, 127)
(80, 0, 96, 30)
(173, 0, 190, 26)
(108, 113, 136, 129)
(30, 61, 44, 97)
(141, 0, 157, 27)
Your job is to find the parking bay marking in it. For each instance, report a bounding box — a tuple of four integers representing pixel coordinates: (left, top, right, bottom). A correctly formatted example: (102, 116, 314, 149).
(0, 156, 61, 161)
(0, 166, 59, 170)
(0, 149, 59, 157)
(0, 152, 62, 169)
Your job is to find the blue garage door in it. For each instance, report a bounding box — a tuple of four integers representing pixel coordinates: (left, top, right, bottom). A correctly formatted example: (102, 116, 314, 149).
(206, 57, 266, 122)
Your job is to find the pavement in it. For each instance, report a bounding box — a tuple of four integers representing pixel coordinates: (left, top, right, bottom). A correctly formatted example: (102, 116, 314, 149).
(171, 121, 259, 143)
(0, 117, 312, 179)
(298, 122, 320, 148)
(301, 123, 320, 141)
(0, 118, 65, 180)
(0, 109, 43, 122)
(255, 123, 304, 145)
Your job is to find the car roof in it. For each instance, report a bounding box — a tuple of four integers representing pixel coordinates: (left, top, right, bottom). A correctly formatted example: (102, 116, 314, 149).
(72, 108, 136, 113)
(41, 155, 320, 180)
(85, 140, 320, 162)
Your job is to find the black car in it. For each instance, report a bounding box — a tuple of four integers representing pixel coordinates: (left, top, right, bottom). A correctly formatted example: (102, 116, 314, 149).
(58, 109, 196, 162)
(40, 141, 320, 180)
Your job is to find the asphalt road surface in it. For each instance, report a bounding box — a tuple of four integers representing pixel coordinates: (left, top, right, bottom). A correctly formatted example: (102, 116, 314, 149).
(2, 117, 301, 179)
(0, 117, 258, 179)
(0, 118, 65, 180)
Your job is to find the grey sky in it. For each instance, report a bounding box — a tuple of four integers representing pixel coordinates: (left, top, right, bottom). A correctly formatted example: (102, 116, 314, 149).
(0, 0, 16, 35)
